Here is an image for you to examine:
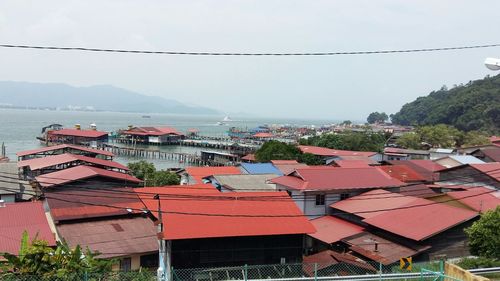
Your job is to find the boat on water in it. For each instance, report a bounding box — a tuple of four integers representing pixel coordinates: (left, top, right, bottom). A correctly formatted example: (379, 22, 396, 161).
(142, 115, 151, 118)
(222, 116, 232, 122)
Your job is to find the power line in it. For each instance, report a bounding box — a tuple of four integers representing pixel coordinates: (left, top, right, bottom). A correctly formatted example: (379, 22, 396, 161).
(1, 43, 499, 56)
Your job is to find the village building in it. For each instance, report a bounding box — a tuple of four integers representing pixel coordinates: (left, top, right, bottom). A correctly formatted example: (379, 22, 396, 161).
(384, 160, 444, 182)
(468, 147, 500, 163)
(434, 155, 485, 169)
(438, 163, 500, 189)
(35, 165, 142, 189)
(200, 150, 239, 165)
(298, 145, 379, 164)
(382, 147, 430, 161)
(118, 126, 185, 145)
(0, 162, 33, 202)
(427, 187, 500, 213)
(16, 144, 114, 161)
(178, 166, 241, 184)
(204, 174, 278, 192)
(17, 153, 129, 179)
(45, 188, 157, 271)
(0, 201, 56, 256)
(270, 167, 404, 218)
(271, 160, 309, 175)
(136, 188, 315, 269)
(45, 128, 109, 147)
(377, 165, 427, 183)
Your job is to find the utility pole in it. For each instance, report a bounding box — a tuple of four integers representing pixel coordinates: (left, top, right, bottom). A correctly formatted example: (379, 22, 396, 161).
(155, 194, 171, 281)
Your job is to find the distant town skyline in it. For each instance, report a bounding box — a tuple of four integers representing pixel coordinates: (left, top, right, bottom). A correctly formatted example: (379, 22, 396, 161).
(0, 1, 499, 119)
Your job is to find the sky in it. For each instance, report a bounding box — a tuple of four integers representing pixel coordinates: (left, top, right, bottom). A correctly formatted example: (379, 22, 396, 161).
(0, 1, 499, 121)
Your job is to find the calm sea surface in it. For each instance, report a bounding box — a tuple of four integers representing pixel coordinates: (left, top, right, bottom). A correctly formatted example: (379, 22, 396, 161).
(0, 109, 340, 169)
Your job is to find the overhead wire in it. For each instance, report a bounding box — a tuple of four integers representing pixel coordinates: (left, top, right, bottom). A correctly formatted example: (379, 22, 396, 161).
(1, 43, 500, 56)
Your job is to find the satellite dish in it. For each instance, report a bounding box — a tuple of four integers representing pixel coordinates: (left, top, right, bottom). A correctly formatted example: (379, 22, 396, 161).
(484, 57, 500, 71)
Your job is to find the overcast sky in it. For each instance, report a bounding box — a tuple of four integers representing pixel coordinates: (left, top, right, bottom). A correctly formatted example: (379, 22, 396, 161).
(0, 1, 499, 120)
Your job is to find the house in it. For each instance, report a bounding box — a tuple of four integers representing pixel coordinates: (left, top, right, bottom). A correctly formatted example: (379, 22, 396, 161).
(298, 145, 379, 164)
(307, 216, 365, 253)
(271, 160, 309, 175)
(331, 159, 376, 168)
(136, 188, 315, 269)
(35, 165, 142, 189)
(429, 148, 456, 160)
(385, 160, 445, 182)
(427, 187, 500, 213)
(200, 150, 238, 165)
(330, 189, 479, 260)
(118, 126, 185, 145)
(17, 153, 129, 179)
(382, 148, 430, 161)
(434, 155, 484, 169)
(45, 187, 158, 271)
(0, 162, 34, 202)
(204, 174, 279, 192)
(16, 144, 114, 161)
(239, 163, 283, 175)
(0, 201, 56, 256)
(46, 128, 109, 147)
(179, 166, 241, 184)
(270, 167, 404, 218)
(469, 147, 500, 163)
(438, 163, 500, 189)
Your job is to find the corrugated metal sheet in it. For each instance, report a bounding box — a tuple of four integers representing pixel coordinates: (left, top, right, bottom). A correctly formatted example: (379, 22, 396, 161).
(212, 174, 278, 191)
(56, 216, 157, 258)
(240, 163, 283, 175)
(18, 153, 128, 171)
(308, 216, 364, 244)
(137, 188, 316, 240)
(0, 201, 56, 255)
(16, 144, 114, 157)
(50, 129, 108, 138)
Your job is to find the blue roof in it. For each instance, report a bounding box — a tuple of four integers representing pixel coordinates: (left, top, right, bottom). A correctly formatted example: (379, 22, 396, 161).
(240, 163, 283, 175)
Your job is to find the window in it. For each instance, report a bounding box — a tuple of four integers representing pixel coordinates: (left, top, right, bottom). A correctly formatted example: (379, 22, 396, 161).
(140, 253, 158, 269)
(315, 194, 325, 206)
(340, 193, 350, 200)
(120, 257, 132, 272)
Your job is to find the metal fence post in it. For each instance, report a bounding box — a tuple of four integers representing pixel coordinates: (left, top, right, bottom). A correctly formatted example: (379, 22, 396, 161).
(379, 262, 382, 281)
(244, 264, 248, 281)
(314, 263, 318, 281)
(439, 259, 444, 281)
(84, 270, 88, 281)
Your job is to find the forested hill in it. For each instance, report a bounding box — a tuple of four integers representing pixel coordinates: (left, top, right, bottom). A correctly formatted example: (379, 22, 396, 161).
(391, 74, 500, 133)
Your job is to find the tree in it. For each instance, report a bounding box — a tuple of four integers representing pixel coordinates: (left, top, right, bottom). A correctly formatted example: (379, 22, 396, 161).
(367, 112, 389, 124)
(300, 131, 387, 152)
(462, 131, 491, 147)
(396, 132, 422, 149)
(298, 153, 323, 165)
(0, 231, 112, 278)
(465, 206, 500, 259)
(416, 124, 461, 148)
(151, 170, 180, 186)
(340, 120, 352, 126)
(128, 160, 180, 186)
(255, 141, 301, 162)
(127, 160, 155, 181)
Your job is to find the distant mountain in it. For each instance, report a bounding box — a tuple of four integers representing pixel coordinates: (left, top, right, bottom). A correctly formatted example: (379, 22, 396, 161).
(391, 74, 500, 133)
(0, 81, 220, 115)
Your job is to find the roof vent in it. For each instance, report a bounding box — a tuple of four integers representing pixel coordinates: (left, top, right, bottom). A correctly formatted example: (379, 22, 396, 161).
(0, 200, 5, 208)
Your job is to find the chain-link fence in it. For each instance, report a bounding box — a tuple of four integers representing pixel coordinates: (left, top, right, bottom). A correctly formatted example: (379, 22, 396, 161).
(0, 261, 447, 281)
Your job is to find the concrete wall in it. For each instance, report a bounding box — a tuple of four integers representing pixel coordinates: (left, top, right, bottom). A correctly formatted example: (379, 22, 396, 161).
(445, 262, 490, 281)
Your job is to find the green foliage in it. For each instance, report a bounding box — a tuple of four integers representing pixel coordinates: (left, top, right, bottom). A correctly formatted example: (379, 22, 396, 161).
(301, 131, 387, 152)
(127, 160, 155, 180)
(340, 120, 352, 126)
(0, 231, 113, 279)
(367, 112, 388, 124)
(465, 206, 500, 259)
(391, 74, 500, 133)
(298, 153, 323, 165)
(128, 160, 180, 186)
(255, 141, 301, 163)
(457, 257, 500, 269)
(396, 125, 490, 149)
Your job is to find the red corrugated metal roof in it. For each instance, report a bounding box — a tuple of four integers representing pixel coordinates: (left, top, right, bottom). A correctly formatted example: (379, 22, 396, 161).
(482, 148, 500, 162)
(273, 163, 310, 175)
(241, 154, 256, 161)
(46, 187, 145, 221)
(490, 136, 500, 144)
(271, 160, 300, 165)
(185, 166, 241, 183)
(16, 144, 114, 157)
(334, 160, 372, 168)
(331, 189, 424, 219)
(136, 188, 316, 240)
(56, 216, 157, 258)
(253, 132, 274, 138)
(386, 160, 444, 181)
(36, 165, 141, 188)
(122, 126, 184, 136)
(18, 153, 128, 171)
(470, 163, 500, 181)
(299, 145, 377, 157)
(308, 216, 364, 244)
(0, 201, 56, 255)
(271, 167, 404, 191)
(362, 199, 478, 241)
(446, 187, 500, 212)
(49, 129, 108, 138)
(302, 250, 376, 276)
(377, 165, 426, 182)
